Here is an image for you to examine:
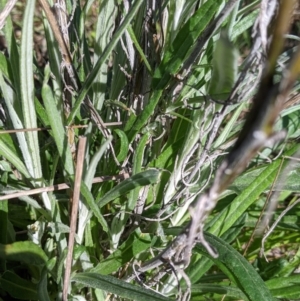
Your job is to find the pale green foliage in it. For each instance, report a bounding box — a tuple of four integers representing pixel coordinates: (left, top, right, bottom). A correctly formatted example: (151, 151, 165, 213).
(208, 30, 238, 100)
(0, 1, 299, 301)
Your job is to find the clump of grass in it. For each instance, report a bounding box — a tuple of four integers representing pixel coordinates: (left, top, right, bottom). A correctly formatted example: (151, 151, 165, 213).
(0, 1, 300, 301)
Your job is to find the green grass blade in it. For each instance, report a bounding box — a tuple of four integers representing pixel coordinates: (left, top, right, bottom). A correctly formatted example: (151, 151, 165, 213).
(0, 200, 8, 270)
(0, 271, 38, 300)
(91, 230, 152, 275)
(72, 273, 171, 301)
(0, 138, 30, 178)
(78, 138, 113, 240)
(114, 129, 129, 163)
(232, 9, 259, 40)
(132, 133, 150, 175)
(67, 0, 144, 125)
(195, 233, 274, 301)
(96, 169, 160, 208)
(187, 214, 246, 284)
(97, 1, 124, 102)
(191, 283, 247, 300)
(20, 0, 41, 179)
(207, 145, 299, 236)
(208, 31, 238, 101)
(79, 182, 108, 234)
(266, 275, 300, 299)
(84, 137, 112, 189)
(0, 52, 11, 82)
(127, 90, 163, 142)
(128, 1, 221, 141)
(0, 72, 33, 174)
(41, 67, 74, 176)
(37, 268, 51, 301)
(213, 102, 245, 148)
(153, 0, 221, 90)
(127, 24, 153, 74)
(1, 3, 21, 100)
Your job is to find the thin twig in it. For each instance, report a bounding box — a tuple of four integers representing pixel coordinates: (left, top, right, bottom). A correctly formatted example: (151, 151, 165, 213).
(243, 156, 285, 256)
(0, 122, 122, 134)
(0, 174, 129, 201)
(63, 136, 86, 301)
(255, 151, 300, 236)
(260, 198, 300, 260)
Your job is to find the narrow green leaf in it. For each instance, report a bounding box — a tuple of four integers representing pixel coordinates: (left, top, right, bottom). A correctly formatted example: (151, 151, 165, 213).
(20, 0, 42, 179)
(128, 1, 222, 141)
(114, 129, 129, 162)
(153, 0, 221, 89)
(195, 233, 274, 301)
(0, 51, 11, 82)
(127, 24, 153, 74)
(93, 0, 117, 105)
(128, 90, 163, 142)
(37, 268, 51, 301)
(266, 275, 300, 298)
(2, 5, 21, 98)
(0, 72, 33, 176)
(0, 200, 7, 271)
(91, 230, 152, 275)
(34, 97, 50, 127)
(168, 111, 193, 124)
(80, 182, 108, 232)
(187, 214, 246, 284)
(78, 137, 112, 241)
(0, 138, 30, 178)
(232, 9, 259, 40)
(226, 0, 239, 37)
(42, 6, 63, 91)
(42, 66, 74, 176)
(213, 102, 245, 148)
(191, 283, 247, 300)
(126, 133, 151, 220)
(208, 31, 238, 101)
(72, 273, 171, 301)
(124, 112, 137, 132)
(232, 159, 300, 193)
(270, 284, 300, 299)
(67, 0, 144, 125)
(266, 274, 300, 289)
(83, 0, 96, 14)
(149, 137, 185, 169)
(207, 145, 298, 236)
(0, 271, 37, 300)
(84, 137, 112, 189)
(96, 169, 160, 208)
(133, 133, 150, 175)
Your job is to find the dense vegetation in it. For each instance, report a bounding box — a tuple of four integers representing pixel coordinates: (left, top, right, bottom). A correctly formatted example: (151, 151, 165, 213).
(0, 0, 300, 300)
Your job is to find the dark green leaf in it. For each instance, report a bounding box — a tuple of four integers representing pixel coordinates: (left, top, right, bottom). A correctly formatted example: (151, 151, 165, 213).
(0, 271, 37, 300)
(96, 169, 160, 207)
(72, 273, 171, 301)
(114, 129, 129, 162)
(195, 233, 274, 301)
(153, 0, 221, 89)
(91, 230, 152, 275)
(0, 241, 48, 266)
(208, 31, 238, 100)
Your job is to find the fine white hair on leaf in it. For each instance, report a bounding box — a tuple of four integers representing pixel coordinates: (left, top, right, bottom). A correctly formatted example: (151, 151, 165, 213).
(255, 0, 277, 52)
